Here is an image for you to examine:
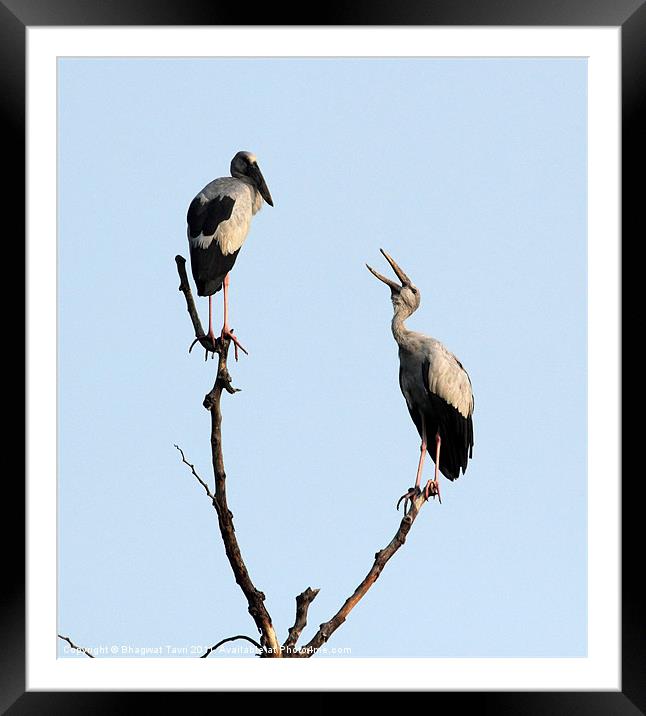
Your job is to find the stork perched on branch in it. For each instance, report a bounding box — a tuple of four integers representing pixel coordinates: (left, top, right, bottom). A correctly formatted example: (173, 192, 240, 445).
(186, 150, 273, 359)
(367, 249, 474, 511)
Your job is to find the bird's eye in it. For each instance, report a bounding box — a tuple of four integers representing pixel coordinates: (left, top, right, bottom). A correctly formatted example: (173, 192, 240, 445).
(410, 287, 417, 294)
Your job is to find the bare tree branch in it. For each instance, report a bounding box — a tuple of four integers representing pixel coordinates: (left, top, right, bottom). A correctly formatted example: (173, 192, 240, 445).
(283, 587, 320, 653)
(176, 255, 282, 658)
(294, 492, 429, 657)
(175, 254, 434, 660)
(200, 634, 262, 658)
(57, 634, 95, 658)
(58, 258, 437, 663)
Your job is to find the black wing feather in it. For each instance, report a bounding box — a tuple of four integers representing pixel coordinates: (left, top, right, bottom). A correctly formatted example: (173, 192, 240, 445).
(187, 194, 235, 239)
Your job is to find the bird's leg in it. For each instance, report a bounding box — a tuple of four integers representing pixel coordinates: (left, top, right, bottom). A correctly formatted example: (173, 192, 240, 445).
(207, 295, 217, 348)
(220, 272, 248, 361)
(415, 425, 427, 491)
(424, 432, 442, 503)
(397, 418, 427, 512)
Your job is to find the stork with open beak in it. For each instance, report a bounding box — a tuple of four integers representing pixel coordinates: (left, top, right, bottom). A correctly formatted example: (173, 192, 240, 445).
(366, 249, 474, 511)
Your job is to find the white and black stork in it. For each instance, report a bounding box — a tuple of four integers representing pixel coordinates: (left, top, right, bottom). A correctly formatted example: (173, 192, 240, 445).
(366, 249, 474, 510)
(187, 150, 273, 359)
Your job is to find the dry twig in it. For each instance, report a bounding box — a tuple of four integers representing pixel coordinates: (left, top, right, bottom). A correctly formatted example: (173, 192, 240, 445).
(57, 634, 95, 658)
(174, 444, 214, 500)
(200, 634, 262, 658)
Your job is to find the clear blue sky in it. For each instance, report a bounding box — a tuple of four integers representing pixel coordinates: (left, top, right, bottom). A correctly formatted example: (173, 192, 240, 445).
(58, 57, 587, 658)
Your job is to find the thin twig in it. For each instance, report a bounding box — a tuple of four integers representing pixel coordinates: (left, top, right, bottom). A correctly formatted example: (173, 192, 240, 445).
(174, 444, 215, 500)
(200, 634, 262, 658)
(294, 491, 429, 657)
(57, 634, 95, 658)
(283, 587, 320, 653)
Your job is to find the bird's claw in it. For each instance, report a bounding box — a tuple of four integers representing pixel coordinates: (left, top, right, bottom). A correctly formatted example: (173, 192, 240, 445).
(396, 481, 442, 513)
(396, 487, 420, 513)
(424, 479, 441, 504)
(221, 327, 248, 362)
(189, 335, 220, 359)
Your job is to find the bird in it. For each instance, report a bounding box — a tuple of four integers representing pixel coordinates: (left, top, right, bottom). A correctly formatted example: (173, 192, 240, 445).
(186, 150, 273, 359)
(366, 249, 474, 510)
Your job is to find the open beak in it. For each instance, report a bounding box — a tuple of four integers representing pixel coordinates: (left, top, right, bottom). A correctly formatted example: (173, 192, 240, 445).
(250, 163, 274, 207)
(366, 248, 412, 293)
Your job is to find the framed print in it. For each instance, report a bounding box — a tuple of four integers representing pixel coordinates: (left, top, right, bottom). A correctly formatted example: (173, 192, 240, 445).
(6, 0, 636, 710)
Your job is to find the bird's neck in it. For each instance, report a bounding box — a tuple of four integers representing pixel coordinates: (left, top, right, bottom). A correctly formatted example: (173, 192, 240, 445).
(391, 312, 410, 345)
(251, 186, 263, 215)
(231, 174, 263, 214)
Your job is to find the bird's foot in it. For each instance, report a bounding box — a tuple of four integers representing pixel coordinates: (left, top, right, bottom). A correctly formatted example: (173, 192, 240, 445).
(396, 486, 421, 514)
(188, 334, 220, 360)
(424, 479, 442, 504)
(221, 325, 248, 362)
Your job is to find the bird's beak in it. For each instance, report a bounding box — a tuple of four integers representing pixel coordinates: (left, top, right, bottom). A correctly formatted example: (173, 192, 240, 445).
(366, 248, 412, 293)
(379, 248, 412, 285)
(250, 163, 274, 207)
(366, 263, 401, 293)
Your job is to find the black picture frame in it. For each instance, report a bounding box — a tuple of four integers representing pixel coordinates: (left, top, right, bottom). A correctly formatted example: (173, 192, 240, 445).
(5, 1, 635, 711)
